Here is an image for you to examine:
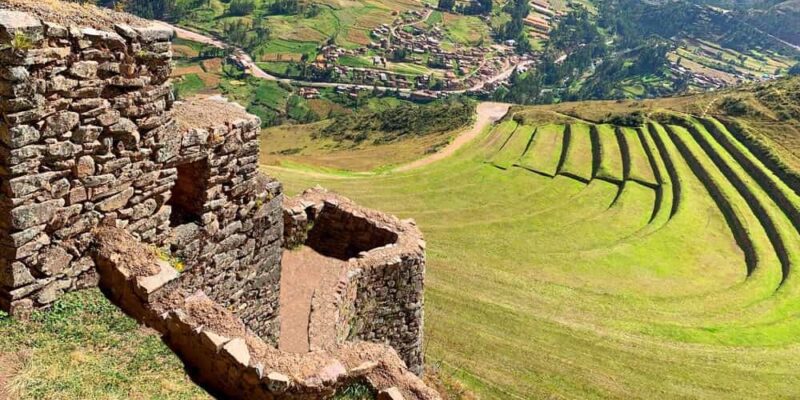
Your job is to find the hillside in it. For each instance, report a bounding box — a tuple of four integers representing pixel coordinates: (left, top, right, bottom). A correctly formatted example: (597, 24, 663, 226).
(263, 77, 800, 399)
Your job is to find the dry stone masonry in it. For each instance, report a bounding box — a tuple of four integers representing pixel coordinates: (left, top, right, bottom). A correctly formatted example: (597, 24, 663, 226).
(0, 2, 434, 398)
(284, 189, 426, 375)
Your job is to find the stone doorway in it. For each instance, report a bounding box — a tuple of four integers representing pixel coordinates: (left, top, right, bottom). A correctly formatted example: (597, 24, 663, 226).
(167, 159, 209, 228)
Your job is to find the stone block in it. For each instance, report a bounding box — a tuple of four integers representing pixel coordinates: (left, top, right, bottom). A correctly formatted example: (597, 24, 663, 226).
(222, 337, 250, 366)
(68, 61, 98, 79)
(11, 199, 64, 230)
(42, 111, 80, 137)
(0, 11, 43, 42)
(378, 387, 405, 400)
(134, 260, 178, 298)
(0, 261, 34, 288)
(266, 372, 291, 393)
(96, 187, 134, 212)
(35, 245, 73, 277)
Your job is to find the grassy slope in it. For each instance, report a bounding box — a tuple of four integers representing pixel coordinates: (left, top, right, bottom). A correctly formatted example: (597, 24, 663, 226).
(0, 291, 208, 400)
(263, 77, 800, 399)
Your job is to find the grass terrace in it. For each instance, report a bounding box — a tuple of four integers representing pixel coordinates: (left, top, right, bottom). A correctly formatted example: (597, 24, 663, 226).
(265, 99, 800, 398)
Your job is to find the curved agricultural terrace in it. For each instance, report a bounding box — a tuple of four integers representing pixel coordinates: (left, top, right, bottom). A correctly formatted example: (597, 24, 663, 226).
(266, 113, 800, 399)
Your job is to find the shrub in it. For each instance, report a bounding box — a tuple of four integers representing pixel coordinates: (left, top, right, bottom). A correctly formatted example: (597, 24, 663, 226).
(228, 0, 256, 16)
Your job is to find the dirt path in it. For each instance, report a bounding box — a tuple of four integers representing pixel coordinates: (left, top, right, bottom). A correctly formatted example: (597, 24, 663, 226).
(278, 247, 346, 354)
(395, 102, 512, 172)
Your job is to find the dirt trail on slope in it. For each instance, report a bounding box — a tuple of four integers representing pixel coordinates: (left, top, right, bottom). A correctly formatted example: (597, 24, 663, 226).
(278, 247, 346, 354)
(395, 102, 512, 172)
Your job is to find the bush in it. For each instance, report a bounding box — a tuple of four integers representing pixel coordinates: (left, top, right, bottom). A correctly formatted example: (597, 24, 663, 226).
(319, 97, 477, 143)
(602, 111, 645, 127)
(228, 0, 256, 16)
(720, 97, 753, 117)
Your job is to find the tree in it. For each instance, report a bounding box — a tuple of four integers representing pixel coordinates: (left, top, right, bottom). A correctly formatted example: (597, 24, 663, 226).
(789, 63, 800, 76)
(438, 0, 455, 11)
(228, 0, 256, 16)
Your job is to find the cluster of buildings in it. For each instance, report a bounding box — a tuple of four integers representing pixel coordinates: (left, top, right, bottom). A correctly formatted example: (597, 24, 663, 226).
(306, 8, 524, 92)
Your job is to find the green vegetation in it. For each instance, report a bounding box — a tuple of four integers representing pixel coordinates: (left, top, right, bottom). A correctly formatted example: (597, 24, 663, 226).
(265, 77, 800, 399)
(0, 290, 206, 399)
(319, 97, 476, 144)
(173, 73, 206, 98)
(496, 0, 799, 104)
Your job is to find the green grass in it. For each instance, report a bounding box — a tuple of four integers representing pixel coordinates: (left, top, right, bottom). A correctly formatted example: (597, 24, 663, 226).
(595, 124, 625, 182)
(174, 73, 206, 99)
(264, 108, 800, 399)
(560, 123, 594, 182)
(517, 124, 565, 176)
(619, 127, 658, 186)
(0, 290, 207, 399)
(490, 124, 535, 169)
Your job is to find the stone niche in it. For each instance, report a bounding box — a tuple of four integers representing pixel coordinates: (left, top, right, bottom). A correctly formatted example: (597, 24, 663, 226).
(284, 188, 427, 375)
(0, 8, 283, 343)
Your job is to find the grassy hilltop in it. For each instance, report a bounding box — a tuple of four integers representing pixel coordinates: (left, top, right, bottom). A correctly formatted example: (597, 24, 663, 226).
(264, 77, 800, 399)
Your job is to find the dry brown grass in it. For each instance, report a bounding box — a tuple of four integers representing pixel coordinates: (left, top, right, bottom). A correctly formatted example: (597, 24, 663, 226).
(173, 44, 200, 58)
(171, 65, 204, 77)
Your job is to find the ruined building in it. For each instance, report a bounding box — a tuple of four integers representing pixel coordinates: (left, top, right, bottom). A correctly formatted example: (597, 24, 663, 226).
(0, 2, 435, 398)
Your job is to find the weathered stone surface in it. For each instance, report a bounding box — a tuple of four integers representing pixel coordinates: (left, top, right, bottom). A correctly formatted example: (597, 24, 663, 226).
(378, 387, 405, 400)
(10, 200, 64, 230)
(135, 260, 178, 296)
(74, 155, 95, 178)
(0, 10, 42, 41)
(0, 261, 35, 288)
(35, 245, 73, 276)
(68, 61, 98, 79)
(97, 187, 134, 212)
(134, 26, 174, 42)
(0, 125, 40, 148)
(222, 337, 251, 366)
(43, 111, 80, 137)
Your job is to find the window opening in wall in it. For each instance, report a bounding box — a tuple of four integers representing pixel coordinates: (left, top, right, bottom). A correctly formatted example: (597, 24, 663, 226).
(168, 158, 209, 227)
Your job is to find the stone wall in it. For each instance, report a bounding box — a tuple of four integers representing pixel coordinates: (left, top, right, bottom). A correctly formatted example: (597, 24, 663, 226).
(284, 189, 426, 375)
(0, 9, 282, 342)
(93, 227, 439, 400)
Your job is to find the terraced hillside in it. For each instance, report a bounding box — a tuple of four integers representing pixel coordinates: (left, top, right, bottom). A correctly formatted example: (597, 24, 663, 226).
(266, 102, 800, 398)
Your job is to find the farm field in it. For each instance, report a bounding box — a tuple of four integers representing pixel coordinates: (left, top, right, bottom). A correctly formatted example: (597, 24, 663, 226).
(264, 84, 800, 398)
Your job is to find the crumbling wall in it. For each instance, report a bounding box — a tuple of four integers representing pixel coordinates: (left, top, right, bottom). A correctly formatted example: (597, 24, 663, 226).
(0, 9, 282, 342)
(93, 227, 439, 400)
(284, 189, 426, 375)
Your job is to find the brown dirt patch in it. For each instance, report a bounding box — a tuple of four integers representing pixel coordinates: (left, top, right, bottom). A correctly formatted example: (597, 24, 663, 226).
(94, 227, 160, 277)
(183, 296, 247, 339)
(279, 246, 347, 354)
(201, 58, 223, 74)
(1, 0, 151, 30)
(307, 99, 348, 118)
(172, 97, 252, 131)
(173, 44, 199, 58)
(260, 53, 303, 62)
(171, 65, 204, 77)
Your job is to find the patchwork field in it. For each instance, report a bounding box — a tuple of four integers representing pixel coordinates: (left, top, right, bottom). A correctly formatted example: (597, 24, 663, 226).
(265, 105, 800, 398)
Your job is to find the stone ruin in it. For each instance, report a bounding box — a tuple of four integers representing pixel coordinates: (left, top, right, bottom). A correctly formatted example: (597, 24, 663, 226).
(0, 2, 436, 398)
